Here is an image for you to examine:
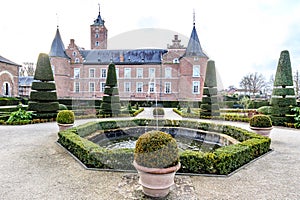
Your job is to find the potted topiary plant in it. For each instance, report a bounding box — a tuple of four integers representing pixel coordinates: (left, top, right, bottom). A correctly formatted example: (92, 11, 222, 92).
(153, 107, 164, 118)
(57, 110, 75, 131)
(133, 130, 180, 198)
(249, 114, 273, 137)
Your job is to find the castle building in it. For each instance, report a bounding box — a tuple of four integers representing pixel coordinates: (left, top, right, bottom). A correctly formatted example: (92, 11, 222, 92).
(0, 55, 20, 97)
(49, 8, 209, 102)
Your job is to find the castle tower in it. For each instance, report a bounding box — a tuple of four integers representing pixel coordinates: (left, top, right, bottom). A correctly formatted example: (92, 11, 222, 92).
(178, 11, 209, 101)
(49, 27, 71, 98)
(90, 4, 107, 49)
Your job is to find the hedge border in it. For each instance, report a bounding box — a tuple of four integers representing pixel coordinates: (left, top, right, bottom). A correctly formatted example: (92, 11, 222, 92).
(57, 119, 271, 175)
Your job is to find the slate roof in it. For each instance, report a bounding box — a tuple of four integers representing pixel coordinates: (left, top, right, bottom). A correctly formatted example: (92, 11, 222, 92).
(0, 55, 20, 66)
(19, 76, 34, 86)
(49, 28, 70, 59)
(80, 49, 167, 65)
(92, 11, 105, 26)
(184, 25, 208, 58)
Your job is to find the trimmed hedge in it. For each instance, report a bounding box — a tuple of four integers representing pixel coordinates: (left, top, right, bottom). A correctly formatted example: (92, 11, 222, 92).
(57, 119, 271, 175)
(31, 82, 56, 91)
(272, 88, 295, 96)
(27, 102, 59, 112)
(270, 97, 297, 107)
(30, 91, 58, 101)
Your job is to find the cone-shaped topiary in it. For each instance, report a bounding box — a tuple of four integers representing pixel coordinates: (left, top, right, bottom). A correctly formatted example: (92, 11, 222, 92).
(134, 130, 179, 168)
(270, 50, 296, 125)
(34, 53, 55, 81)
(28, 53, 59, 119)
(99, 63, 121, 117)
(200, 60, 220, 117)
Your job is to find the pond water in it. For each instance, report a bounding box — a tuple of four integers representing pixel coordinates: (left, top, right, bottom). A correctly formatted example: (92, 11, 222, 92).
(88, 127, 236, 153)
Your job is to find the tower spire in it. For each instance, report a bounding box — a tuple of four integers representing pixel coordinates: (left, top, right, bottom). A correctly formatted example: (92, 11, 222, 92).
(193, 9, 195, 27)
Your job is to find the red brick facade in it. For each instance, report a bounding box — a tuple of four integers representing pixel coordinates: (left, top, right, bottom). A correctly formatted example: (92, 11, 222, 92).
(50, 10, 209, 102)
(0, 56, 20, 97)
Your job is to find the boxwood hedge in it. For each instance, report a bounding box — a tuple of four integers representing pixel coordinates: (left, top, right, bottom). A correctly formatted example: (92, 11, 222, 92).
(57, 119, 271, 175)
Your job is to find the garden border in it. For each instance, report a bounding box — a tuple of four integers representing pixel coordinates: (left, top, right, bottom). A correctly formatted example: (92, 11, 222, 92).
(57, 119, 272, 175)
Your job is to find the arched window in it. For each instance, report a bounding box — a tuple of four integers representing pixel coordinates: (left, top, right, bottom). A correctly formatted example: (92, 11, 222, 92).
(95, 41, 99, 46)
(3, 82, 10, 96)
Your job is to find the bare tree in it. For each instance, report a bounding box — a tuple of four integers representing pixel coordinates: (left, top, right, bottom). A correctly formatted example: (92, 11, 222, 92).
(239, 72, 265, 95)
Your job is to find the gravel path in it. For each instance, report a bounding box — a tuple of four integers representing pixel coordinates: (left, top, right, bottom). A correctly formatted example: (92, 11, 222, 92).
(0, 109, 299, 199)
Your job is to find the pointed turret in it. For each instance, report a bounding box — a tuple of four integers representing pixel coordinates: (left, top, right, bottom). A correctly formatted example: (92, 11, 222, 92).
(184, 12, 208, 58)
(92, 4, 105, 26)
(49, 27, 69, 59)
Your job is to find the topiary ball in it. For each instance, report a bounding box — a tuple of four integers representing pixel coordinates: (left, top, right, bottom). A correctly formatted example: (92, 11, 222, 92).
(250, 114, 272, 128)
(134, 130, 179, 168)
(153, 108, 164, 115)
(57, 110, 75, 124)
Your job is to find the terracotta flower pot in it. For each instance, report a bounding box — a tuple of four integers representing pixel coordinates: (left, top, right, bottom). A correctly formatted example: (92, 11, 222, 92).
(58, 123, 73, 132)
(250, 126, 273, 137)
(133, 161, 181, 198)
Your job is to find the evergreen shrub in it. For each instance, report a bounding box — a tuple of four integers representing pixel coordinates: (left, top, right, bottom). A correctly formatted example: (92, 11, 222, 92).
(134, 130, 179, 168)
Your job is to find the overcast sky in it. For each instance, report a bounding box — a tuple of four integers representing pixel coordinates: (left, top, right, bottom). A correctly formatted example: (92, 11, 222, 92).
(1, 0, 300, 88)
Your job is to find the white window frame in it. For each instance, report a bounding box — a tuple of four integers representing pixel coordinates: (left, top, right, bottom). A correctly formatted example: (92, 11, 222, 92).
(89, 68, 95, 78)
(89, 82, 95, 92)
(75, 58, 80, 63)
(165, 82, 171, 94)
(95, 41, 99, 46)
(74, 82, 80, 93)
(136, 82, 143, 93)
(165, 67, 172, 78)
(101, 68, 107, 78)
(137, 68, 143, 78)
(124, 82, 131, 92)
(149, 68, 155, 78)
(124, 68, 131, 78)
(193, 81, 200, 94)
(74, 68, 80, 78)
(100, 82, 106, 92)
(149, 82, 155, 93)
(193, 65, 200, 77)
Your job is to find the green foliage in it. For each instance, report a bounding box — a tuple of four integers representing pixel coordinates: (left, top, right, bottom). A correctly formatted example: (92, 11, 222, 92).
(30, 91, 58, 101)
(6, 104, 33, 123)
(239, 96, 251, 109)
(57, 110, 75, 124)
(31, 82, 56, 91)
(153, 107, 165, 115)
(203, 88, 218, 96)
(134, 130, 179, 168)
(270, 51, 297, 125)
(57, 119, 271, 175)
(187, 106, 191, 113)
(257, 106, 273, 115)
(28, 102, 59, 112)
(204, 60, 217, 87)
(34, 53, 54, 81)
(291, 107, 300, 128)
(105, 63, 117, 87)
(273, 50, 293, 87)
(272, 88, 295, 96)
(250, 114, 272, 128)
(201, 60, 220, 117)
(100, 63, 121, 116)
(59, 104, 68, 110)
(28, 53, 58, 115)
